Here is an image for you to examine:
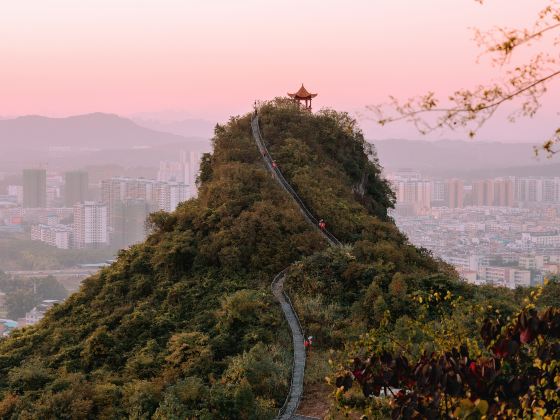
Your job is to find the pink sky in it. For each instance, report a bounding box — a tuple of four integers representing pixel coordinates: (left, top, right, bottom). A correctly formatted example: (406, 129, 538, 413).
(1, 0, 557, 141)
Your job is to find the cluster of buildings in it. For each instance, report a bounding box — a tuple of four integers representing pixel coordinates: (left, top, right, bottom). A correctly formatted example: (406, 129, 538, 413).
(0, 296, 60, 336)
(20, 299, 61, 326)
(388, 170, 560, 216)
(0, 153, 203, 338)
(100, 177, 190, 247)
(1, 152, 201, 250)
(388, 170, 560, 289)
(394, 205, 560, 289)
(157, 150, 201, 190)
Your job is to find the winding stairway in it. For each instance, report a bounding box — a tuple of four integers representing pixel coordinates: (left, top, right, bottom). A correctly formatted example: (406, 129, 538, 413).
(251, 115, 341, 419)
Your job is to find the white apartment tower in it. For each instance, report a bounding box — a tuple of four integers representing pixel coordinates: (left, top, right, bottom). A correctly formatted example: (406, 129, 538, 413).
(73, 202, 108, 248)
(157, 150, 201, 196)
(153, 182, 189, 212)
(102, 177, 190, 216)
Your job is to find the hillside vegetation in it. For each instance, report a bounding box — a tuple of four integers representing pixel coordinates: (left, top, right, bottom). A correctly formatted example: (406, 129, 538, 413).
(0, 100, 556, 419)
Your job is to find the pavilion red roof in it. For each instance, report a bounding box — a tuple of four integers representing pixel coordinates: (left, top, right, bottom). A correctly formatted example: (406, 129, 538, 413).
(288, 84, 317, 99)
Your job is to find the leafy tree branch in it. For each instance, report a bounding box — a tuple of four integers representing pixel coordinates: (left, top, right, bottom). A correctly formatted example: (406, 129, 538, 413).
(370, 0, 560, 157)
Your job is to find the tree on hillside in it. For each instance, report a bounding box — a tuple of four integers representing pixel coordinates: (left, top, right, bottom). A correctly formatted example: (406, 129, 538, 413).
(335, 281, 560, 419)
(1, 276, 67, 319)
(370, 0, 560, 156)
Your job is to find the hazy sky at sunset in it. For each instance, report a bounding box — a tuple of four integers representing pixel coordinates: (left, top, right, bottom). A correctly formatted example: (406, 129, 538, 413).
(1, 0, 557, 141)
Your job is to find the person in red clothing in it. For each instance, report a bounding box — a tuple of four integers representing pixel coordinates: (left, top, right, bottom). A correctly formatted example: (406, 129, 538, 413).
(272, 160, 277, 169)
(318, 219, 326, 230)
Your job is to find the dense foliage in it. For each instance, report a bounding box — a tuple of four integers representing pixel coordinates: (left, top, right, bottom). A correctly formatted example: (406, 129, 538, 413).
(281, 240, 548, 417)
(335, 281, 560, 419)
(258, 101, 395, 240)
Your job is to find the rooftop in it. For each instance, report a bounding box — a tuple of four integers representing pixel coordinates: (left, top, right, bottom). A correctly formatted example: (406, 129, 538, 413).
(288, 84, 317, 100)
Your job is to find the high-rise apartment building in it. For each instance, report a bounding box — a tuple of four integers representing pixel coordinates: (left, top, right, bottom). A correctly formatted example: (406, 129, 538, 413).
(46, 174, 63, 207)
(493, 179, 514, 207)
(101, 178, 189, 245)
(22, 169, 47, 208)
(514, 177, 560, 204)
(101, 177, 152, 225)
(157, 150, 201, 196)
(393, 180, 432, 215)
(64, 171, 89, 207)
(527, 178, 542, 202)
(387, 171, 432, 215)
(101, 177, 189, 216)
(472, 180, 494, 206)
(447, 179, 464, 209)
(430, 180, 447, 207)
(515, 178, 543, 203)
(542, 178, 560, 203)
(514, 178, 528, 203)
(73, 202, 108, 249)
(154, 182, 190, 212)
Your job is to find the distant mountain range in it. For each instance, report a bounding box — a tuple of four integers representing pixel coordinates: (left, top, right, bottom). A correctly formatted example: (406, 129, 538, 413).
(0, 113, 192, 150)
(1, 113, 556, 177)
(371, 138, 557, 178)
(0, 113, 212, 171)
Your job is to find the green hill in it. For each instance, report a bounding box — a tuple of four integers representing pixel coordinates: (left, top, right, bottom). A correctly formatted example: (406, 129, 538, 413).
(0, 99, 548, 419)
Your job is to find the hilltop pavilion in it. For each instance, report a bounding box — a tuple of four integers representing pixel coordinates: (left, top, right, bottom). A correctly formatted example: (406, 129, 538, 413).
(288, 84, 317, 111)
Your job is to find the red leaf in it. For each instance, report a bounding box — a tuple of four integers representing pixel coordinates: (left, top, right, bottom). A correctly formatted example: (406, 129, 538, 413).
(520, 328, 534, 344)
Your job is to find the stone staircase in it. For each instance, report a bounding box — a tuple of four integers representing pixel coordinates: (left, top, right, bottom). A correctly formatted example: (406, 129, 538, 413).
(251, 114, 338, 420)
